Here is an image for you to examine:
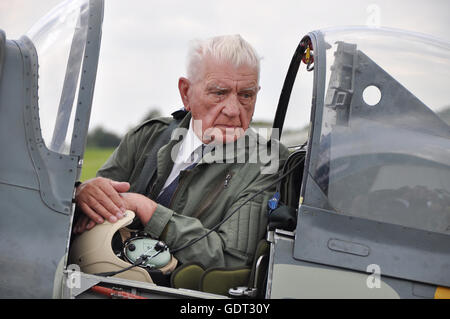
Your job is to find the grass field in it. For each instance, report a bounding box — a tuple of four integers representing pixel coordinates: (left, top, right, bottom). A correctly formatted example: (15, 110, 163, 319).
(80, 147, 115, 181)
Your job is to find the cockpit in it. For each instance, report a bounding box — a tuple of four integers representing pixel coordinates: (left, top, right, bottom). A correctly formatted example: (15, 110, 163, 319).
(1, 0, 449, 299)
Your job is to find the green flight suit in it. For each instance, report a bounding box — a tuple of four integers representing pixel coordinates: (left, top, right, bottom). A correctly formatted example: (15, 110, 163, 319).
(97, 111, 289, 269)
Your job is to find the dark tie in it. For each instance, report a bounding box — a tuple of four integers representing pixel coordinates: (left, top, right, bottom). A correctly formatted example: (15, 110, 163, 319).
(156, 145, 207, 208)
(155, 162, 196, 207)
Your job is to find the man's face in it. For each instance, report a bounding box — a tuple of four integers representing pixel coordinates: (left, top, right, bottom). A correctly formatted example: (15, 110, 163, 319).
(179, 56, 259, 144)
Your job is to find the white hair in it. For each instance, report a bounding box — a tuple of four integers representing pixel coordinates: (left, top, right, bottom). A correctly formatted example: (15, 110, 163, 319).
(186, 34, 261, 83)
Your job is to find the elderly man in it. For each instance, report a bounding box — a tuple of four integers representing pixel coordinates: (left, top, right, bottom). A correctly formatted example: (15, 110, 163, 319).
(74, 34, 288, 270)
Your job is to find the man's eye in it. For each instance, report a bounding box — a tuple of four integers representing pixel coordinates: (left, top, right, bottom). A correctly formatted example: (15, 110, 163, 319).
(239, 92, 253, 99)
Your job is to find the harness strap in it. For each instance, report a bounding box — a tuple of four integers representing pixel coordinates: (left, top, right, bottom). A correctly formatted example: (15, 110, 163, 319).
(271, 37, 308, 140)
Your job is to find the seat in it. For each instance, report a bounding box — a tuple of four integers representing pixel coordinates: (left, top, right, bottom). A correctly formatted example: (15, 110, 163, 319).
(170, 239, 269, 298)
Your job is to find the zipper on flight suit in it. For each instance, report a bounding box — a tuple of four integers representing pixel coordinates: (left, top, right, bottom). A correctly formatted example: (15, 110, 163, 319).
(224, 173, 232, 188)
(193, 172, 234, 219)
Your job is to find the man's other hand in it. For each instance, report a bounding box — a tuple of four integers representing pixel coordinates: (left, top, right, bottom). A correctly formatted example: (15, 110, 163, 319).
(119, 192, 157, 226)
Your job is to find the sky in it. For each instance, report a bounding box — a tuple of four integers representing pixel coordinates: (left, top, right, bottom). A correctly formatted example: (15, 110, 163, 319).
(1, 0, 449, 139)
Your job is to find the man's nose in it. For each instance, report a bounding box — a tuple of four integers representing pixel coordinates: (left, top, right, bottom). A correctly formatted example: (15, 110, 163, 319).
(221, 94, 240, 118)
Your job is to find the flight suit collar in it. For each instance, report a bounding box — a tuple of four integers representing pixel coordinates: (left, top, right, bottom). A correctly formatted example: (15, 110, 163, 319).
(150, 112, 192, 199)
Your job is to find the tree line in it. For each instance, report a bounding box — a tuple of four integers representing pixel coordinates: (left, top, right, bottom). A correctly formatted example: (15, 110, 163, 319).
(87, 109, 162, 148)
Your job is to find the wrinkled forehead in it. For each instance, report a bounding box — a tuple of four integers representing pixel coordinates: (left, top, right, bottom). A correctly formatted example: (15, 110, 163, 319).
(205, 81, 259, 93)
(194, 55, 259, 85)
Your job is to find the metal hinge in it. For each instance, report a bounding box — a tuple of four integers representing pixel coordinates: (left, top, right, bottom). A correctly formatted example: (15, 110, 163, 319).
(228, 286, 257, 298)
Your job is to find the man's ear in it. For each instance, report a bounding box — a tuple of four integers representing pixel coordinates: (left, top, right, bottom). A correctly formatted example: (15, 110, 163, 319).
(178, 77, 191, 111)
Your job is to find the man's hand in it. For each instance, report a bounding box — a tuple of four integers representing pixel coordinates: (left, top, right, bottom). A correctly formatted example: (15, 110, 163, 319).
(73, 177, 130, 233)
(73, 177, 158, 234)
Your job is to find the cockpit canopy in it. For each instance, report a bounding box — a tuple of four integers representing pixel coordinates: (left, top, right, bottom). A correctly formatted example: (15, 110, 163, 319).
(307, 27, 450, 234)
(26, 0, 91, 154)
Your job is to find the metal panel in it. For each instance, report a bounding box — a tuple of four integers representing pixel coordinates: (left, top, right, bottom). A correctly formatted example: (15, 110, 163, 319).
(0, 36, 73, 298)
(62, 272, 228, 299)
(0, 184, 70, 298)
(0, 0, 105, 298)
(293, 206, 450, 287)
(0, 30, 5, 83)
(300, 31, 329, 210)
(17, 37, 78, 215)
(268, 230, 437, 299)
(70, 0, 104, 165)
(0, 40, 40, 192)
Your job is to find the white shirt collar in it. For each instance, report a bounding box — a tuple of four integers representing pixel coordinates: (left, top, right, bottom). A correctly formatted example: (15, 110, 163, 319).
(160, 119, 204, 193)
(175, 118, 204, 164)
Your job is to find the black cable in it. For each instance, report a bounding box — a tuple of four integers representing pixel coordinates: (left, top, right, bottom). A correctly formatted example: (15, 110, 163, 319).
(95, 250, 163, 277)
(287, 141, 308, 150)
(171, 156, 305, 254)
(94, 153, 305, 278)
(95, 258, 145, 277)
(95, 152, 305, 278)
